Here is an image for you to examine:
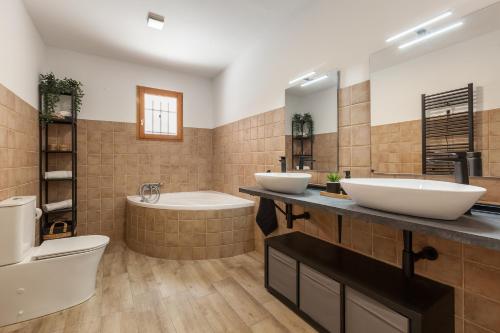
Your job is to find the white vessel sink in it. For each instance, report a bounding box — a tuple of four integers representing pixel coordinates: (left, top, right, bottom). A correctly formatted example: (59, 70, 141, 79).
(255, 172, 311, 194)
(340, 178, 486, 220)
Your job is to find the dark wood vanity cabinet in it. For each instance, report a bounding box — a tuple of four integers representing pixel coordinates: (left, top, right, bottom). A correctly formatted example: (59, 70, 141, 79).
(265, 232, 454, 333)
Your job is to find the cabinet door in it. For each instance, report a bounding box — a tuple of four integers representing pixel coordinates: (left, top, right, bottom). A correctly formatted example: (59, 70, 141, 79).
(300, 264, 341, 333)
(268, 247, 297, 304)
(346, 287, 409, 333)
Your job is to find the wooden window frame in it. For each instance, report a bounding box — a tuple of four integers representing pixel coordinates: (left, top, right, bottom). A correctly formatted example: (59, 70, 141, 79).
(137, 85, 183, 141)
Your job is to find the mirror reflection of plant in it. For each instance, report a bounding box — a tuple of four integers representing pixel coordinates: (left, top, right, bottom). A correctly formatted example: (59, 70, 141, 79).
(302, 112, 314, 137)
(292, 113, 303, 136)
(39, 72, 84, 123)
(291, 113, 314, 137)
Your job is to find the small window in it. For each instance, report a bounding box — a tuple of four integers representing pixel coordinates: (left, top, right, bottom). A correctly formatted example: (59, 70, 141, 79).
(137, 86, 183, 141)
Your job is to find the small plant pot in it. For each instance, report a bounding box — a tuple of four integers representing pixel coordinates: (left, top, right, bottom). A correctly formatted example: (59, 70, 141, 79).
(326, 181, 341, 194)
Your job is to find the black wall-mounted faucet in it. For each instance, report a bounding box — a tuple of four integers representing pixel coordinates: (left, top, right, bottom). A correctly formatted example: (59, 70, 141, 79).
(279, 156, 286, 173)
(428, 152, 469, 184)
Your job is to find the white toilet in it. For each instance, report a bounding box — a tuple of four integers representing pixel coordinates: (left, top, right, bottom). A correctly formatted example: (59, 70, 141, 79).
(0, 196, 109, 327)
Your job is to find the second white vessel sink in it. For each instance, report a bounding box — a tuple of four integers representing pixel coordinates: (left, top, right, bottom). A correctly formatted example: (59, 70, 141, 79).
(340, 178, 486, 220)
(255, 172, 311, 194)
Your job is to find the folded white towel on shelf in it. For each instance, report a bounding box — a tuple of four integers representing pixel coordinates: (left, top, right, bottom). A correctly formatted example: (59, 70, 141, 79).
(53, 111, 72, 119)
(43, 199, 72, 212)
(45, 171, 72, 179)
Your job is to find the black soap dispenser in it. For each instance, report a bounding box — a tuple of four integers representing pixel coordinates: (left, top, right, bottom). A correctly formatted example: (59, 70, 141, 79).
(341, 170, 351, 195)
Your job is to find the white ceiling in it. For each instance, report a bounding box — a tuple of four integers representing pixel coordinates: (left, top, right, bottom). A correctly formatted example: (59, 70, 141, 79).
(23, 0, 312, 77)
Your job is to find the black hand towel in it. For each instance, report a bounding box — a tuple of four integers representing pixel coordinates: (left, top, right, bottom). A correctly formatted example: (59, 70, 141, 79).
(256, 198, 278, 236)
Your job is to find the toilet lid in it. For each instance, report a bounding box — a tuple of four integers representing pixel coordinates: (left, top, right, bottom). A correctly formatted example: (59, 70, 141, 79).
(34, 235, 110, 260)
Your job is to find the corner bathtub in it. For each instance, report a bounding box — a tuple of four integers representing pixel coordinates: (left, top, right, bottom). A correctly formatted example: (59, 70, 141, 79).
(126, 191, 255, 260)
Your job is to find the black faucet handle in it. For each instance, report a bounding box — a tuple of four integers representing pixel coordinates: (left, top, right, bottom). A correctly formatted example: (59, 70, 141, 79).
(427, 151, 469, 184)
(452, 151, 468, 159)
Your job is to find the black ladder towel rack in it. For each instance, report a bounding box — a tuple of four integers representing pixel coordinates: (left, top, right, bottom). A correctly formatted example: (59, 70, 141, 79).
(422, 83, 474, 175)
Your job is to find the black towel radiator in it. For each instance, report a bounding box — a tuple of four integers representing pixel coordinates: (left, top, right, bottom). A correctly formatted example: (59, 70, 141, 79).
(422, 83, 474, 175)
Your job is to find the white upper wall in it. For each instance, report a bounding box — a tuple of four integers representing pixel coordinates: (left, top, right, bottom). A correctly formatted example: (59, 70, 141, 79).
(371, 29, 500, 126)
(45, 48, 214, 128)
(212, 0, 498, 127)
(0, 0, 46, 107)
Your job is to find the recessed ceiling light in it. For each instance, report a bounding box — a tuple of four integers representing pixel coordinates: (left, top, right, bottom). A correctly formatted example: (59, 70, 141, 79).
(147, 12, 164, 30)
(386, 11, 452, 43)
(398, 21, 463, 49)
(289, 72, 316, 85)
(301, 75, 328, 87)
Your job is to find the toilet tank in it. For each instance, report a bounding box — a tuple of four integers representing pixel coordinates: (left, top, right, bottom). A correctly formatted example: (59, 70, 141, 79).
(0, 196, 37, 266)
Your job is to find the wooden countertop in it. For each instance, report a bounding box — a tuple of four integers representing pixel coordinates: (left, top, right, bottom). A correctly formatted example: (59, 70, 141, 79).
(240, 186, 500, 251)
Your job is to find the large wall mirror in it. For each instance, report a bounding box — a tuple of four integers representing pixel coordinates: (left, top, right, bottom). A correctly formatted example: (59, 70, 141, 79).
(370, 3, 500, 178)
(285, 70, 339, 172)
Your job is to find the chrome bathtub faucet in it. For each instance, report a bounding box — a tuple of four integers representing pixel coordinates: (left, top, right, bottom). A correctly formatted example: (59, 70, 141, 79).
(139, 183, 162, 203)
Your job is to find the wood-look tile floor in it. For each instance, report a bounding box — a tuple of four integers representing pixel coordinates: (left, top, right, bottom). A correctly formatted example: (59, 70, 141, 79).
(0, 242, 316, 333)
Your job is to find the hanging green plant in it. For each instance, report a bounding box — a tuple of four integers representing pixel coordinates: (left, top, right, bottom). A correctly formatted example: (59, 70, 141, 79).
(302, 112, 314, 137)
(39, 72, 84, 123)
(292, 113, 303, 137)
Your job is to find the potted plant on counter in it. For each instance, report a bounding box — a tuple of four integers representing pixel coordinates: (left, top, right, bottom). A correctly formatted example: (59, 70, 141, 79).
(326, 172, 342, 193)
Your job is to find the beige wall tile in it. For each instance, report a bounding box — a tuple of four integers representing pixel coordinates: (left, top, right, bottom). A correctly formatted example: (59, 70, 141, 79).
(465, 292, 500, 332)
(350, 81, 370, 105)
(351, 124, 371, 146)
(465, 261, 500, 302)
(339, 107, 350, 127)
(339, 127, 351, 147)
(339, 86, 351, 107)
(351, 146, 370, 167)
(350, 102, 370, 125)
(0, 84, 38, 203)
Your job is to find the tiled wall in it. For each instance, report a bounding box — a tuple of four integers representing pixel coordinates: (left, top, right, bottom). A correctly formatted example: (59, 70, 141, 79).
(312, 132, 338, 171)
(212, 108, 285, 196)
(212, 108, 286, 252)
(0, 84, 39, 201)
(371, 119, 422, 174)
(49, 120, 213, 241)
(338, 80, 371, 177)
(126, 203, 254, 260)
(285, 132, 338, 172)
(371, 109, 499, 176)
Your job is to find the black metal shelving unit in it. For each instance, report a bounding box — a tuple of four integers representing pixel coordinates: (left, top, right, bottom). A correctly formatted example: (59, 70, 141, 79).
(291, 136, 314, 170)
(291, 119, 314, 170)
(422, 83, 474, 175)
(39, 91, 78, 243)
